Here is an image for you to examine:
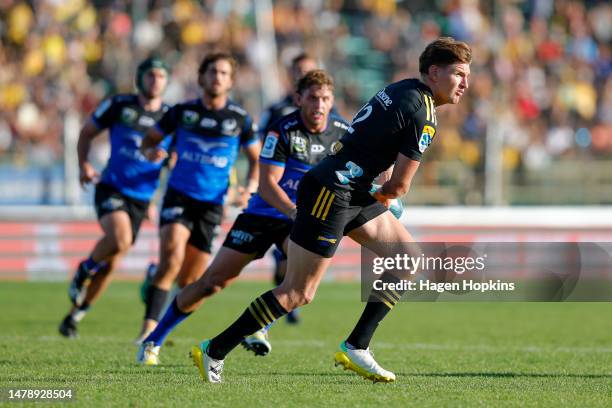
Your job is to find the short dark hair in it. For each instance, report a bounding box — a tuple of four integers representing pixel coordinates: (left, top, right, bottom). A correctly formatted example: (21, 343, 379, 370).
(198, 52, 237, 78)
(291, 52, 314, 69)
(296, 69, 334, 94)
(419, 37, 472, 75)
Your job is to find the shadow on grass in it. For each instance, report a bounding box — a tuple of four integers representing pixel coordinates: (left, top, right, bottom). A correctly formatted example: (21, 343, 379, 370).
(406, 372, 612, 379)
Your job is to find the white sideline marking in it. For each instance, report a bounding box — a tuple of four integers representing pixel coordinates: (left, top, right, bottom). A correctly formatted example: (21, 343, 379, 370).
(3, 336, 611, 354)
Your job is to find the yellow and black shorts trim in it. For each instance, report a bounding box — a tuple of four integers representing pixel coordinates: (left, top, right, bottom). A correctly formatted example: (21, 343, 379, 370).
(291, 172, 387, 258)
(310, 186, 336, 221)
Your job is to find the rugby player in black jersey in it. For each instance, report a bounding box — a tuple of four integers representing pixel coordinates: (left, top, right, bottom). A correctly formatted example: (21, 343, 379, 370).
(137, 70, 349, 365)
(192, 37, 472, 383)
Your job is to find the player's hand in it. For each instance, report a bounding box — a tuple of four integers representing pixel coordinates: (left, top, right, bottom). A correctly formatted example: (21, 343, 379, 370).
(286, 207, 297, 220)
(370, 184, 404, 219)
(229, 186, 250, 208)
(143, 147, 168, 163)
(79, 162, 100, 188)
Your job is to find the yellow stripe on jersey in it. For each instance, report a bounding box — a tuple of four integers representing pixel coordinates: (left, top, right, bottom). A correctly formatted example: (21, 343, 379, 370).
(424, 94, 431, 122)
(428, 95, 437, 125)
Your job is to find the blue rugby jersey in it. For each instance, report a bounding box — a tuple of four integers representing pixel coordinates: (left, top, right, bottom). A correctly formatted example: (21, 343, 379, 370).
(92, 94, 171, 201)
(155, 99, 258, 204)
(245, 110, 349, 219)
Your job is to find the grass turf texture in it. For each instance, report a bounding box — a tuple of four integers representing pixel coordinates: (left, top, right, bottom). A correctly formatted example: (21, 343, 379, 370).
(0, 281, 611, 407)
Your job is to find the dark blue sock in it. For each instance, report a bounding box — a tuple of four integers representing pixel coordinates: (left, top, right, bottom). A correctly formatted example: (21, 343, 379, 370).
(145, 297, 191, 347)
(83, 257, 97, 272)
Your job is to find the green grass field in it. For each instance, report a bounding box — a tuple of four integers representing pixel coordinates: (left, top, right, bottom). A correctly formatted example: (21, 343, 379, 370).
(1, 281, 611, 407)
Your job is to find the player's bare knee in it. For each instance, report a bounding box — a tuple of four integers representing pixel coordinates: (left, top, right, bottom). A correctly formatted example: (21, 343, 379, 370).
(115, 235, 132, 253)
(286, 289, 312, 309)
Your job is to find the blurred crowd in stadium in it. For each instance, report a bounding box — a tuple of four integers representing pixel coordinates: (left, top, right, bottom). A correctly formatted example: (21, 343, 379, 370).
(0, 0, 610, 204)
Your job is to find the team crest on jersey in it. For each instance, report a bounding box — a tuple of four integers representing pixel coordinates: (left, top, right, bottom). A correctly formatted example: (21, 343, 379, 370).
(121, 107, 138, 124)
(182, 110, 199, 125)
(291, 135, 307, 154)
(200, 117, 217, 128)
(418, 125, 436, 153)
(331, 141, 343, 155)
(261, 131, 279, 159)
(221, 118, 238, 135)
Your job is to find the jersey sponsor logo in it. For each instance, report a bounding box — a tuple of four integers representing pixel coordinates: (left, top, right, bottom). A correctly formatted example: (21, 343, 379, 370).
(311, 144, 325, 153)
(229, 229, 255, 244)
(180, 151, 229, 168)
(161, 206, 184, 220)
(138, 116, 156, 127)
(119, 146, 146, 161)
(227, 104, 247, 116)
(182, 110, 199, 125)
(418, 125, 436, 153)
(186, 137, 229, 152)
(375, 89, 393, 108)
(199, 117, 217, 128)
(221, 118, 238, 135)
(283, 119, 299, 130)
(317, 235, 337, 246)
(333, 121, 349, 130)
(335, 161, 363, 184)
(261, 131, 279, 159)
(121, 107, 138, 124)
(93, 99, 112, 118)
(331, 141, 343, 155)
(281, 178, 300, 190)
(101, 197, 124, 211)
(347, 104, 372, 134)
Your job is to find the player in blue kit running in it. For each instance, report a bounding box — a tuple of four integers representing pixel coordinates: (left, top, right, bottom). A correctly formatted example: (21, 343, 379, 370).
(134, 52, 260, 343)
(59, 57, 171, 338)
(191, 37, 472, 383)
(136, 70, 347, 365)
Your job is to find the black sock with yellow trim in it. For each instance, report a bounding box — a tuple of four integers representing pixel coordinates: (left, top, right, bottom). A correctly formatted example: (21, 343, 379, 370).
(208, 290, 288, 360)
(346, 272, 405, 350)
